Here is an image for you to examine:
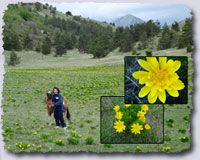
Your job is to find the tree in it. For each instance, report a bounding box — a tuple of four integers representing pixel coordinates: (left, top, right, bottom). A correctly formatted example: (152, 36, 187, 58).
(157, 24, 173, 50)
(139, 31, 147, 49)
(171, 21, 180, 32)
(3, 29, 21, 51)
(35, 43, 41, 52)
(65, 11, 72, 16)
(23, 34, 33, 50)
(42, 36, 51, 55)
(35, 2, 41, 11)
(55, 33, 67, 56)
(182, 18, 193, 45)
(7, 50, 21, 66)
(19, 10, 33, 21)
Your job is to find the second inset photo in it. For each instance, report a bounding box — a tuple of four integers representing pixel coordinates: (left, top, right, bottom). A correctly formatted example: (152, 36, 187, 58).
(125, 56, 188, 104)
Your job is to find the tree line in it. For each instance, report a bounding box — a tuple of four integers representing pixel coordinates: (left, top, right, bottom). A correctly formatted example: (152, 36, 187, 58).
(3, 2, 193, 66)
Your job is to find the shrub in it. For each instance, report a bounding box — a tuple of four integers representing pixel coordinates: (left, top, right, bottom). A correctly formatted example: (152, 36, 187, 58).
(132, 49, 137, 55)
(178, 129, 186, 134)
(55, 139, 64, 146)
(162, 147, 171, 152)
(85, 136, 94, 145)
(164, 135, 171, 141)
(67, 137, 79, 145)
(145, 50, 152, 56)
(135, 146, 142, 152)
(7, 50, 21, 66)
(104, 144, 112, 148)
(86, 119, 92, 123)
(186, 44, 192, 53)
(90, 126, 96, 130)
(179, 136, 190, 142)
(19, 10, 33, 21)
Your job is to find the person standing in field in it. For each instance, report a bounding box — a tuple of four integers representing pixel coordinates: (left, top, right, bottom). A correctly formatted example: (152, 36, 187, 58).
(51, 86, 66, 130)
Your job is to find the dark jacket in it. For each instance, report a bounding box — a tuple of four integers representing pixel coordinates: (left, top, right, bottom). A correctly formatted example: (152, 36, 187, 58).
(52, 93, 64, 111)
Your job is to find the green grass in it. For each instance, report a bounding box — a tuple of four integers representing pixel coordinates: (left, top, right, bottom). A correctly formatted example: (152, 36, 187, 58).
(1, 47, 193, 152)
(100, 97, 163, 144)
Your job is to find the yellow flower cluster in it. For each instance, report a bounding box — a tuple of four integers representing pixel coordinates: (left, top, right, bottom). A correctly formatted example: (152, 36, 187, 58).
(131, 105, 151, 135)
(113, 105, 126, 133)
(113, 104, 151, 135)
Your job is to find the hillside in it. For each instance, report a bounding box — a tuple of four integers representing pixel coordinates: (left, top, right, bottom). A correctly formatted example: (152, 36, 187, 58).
(113, 14, 144, 27)
(3, 2, 115, 57)
(3, 2, 192, 63)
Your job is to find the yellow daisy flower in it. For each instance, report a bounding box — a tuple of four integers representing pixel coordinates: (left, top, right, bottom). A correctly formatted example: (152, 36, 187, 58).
(139, 116, 146, 122)
(132, 57, 185, 103)
(131, 123, 143, 134)
(141, 104, 148, 111)
(114, 120, 126, 133)
(115, 111, 122, 120)
(125, 104, 131, 108)
(114, 105, 120, 112)
(145, 124, 151, 130)
(137, 111, 146, 117)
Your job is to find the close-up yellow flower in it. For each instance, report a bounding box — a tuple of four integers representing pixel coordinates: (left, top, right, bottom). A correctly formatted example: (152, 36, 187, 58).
(114, 120, 126, 133)
(125, 104, 131, 108)
(131, 123, 143, 134)
(132, 57, 185, 103)
(144, 124, 151, 130)
(114, 105, 120, 112)
(141, 104, 148, 111)
(115, 111, 122, 120)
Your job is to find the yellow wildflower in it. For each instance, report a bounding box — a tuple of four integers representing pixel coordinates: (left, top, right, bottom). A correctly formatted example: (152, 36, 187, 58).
(131, 123, 143, 134)
(114, 120, 126, 133)
(133, 57, 185, 103)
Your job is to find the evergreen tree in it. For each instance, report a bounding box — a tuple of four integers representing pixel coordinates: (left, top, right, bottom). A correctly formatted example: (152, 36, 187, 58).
(42, 35, 51, 55)
(55, 33, 66, 56)
(3, 29, 21, 51)
(182, 18, 193, 45)
(171, 21, 180, 32)
(23, 34, 33, 50)
(157, 24, 173, 50)
(7, 50, 21, 66)
(139, 31, 147, 49)
(65, 11, 72, 16)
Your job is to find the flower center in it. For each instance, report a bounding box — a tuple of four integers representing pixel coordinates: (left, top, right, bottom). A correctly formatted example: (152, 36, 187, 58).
(152, 69, 169, 86)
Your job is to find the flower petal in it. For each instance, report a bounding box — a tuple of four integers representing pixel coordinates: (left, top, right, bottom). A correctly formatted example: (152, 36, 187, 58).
(167, 88, 179, 97)
(138, 59, 152, 71)
(159, 57, 167, 69)
(148, 92, 158, 104)
(139, 86, 151, 98)
(132, 71, 148, 79)
(146, 57, 159, 70)
(158, 90, 166, 103)
(148, 85, 158, 98)
(173, 60, 181, 71)
(172, 80, 185, 90)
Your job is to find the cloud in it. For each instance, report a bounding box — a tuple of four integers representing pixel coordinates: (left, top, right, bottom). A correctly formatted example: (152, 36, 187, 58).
(43, 2, 191, 24)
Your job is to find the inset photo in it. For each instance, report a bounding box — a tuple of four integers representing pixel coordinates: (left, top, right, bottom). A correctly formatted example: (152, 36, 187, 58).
(100, 96, 164, 144)
(125, 56, 188, 104)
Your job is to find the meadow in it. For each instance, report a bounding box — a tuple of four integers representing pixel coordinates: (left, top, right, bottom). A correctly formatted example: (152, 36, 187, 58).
(1, 48, 192, 152)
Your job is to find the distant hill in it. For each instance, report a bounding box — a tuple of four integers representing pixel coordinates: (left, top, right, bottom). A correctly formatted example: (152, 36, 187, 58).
(113, 14, 144, 27)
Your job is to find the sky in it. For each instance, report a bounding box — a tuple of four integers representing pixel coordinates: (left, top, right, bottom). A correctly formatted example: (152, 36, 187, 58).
(42, 2, 192, 25)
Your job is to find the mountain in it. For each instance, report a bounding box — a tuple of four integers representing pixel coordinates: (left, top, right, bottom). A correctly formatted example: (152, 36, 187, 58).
(113, 14, 144, 27)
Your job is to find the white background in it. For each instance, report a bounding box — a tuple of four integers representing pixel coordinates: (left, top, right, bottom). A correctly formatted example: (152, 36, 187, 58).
(0, 0, 200, 160)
